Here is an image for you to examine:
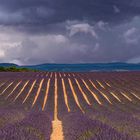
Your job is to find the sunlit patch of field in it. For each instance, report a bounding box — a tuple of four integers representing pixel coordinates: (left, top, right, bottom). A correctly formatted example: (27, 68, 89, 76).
(0, 71, 140, 139)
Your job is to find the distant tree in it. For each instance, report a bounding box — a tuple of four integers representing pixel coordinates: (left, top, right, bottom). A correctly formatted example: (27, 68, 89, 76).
(0, 66, 6, 71)
(0, 66, 38, 72)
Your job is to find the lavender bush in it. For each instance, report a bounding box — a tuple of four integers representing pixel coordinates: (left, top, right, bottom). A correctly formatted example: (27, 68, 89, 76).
(62, 113, 138, 140)
(0, 111, 52, 140)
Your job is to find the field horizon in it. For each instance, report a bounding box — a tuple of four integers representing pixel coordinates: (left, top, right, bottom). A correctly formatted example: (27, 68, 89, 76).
(1, 62, 140, 72)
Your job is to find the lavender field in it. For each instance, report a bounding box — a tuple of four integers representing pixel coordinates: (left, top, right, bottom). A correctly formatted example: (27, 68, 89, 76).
(0, 72, 140, 140)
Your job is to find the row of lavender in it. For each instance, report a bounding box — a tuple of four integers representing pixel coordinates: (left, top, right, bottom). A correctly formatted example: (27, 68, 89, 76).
(0, 72, 140, 139)
(0, 109, 52, 140)
(0, 107, 139, 140)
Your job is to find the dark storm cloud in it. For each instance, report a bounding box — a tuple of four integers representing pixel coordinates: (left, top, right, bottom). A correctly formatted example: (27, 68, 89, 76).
(0, 0, 140, 26)
(2, 18, 140, 65)
(0, 0, 140, 65)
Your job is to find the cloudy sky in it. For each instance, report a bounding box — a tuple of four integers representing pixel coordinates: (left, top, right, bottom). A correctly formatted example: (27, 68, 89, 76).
(0, 0, 140, 65)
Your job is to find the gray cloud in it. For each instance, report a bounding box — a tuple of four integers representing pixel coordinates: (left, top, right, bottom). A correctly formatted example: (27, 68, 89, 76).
(0, 0, 140, 64)
(0, 17, 139, 65)
(0, 0, 140, 27)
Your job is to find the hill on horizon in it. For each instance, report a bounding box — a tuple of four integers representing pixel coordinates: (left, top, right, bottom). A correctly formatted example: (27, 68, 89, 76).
(0, 62, 140, 72)
(0, 63, 18, 67)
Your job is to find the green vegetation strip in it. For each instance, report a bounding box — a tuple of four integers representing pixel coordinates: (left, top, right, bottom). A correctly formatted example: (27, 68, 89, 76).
(0, 66, 38, 72)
